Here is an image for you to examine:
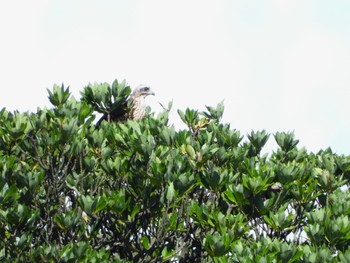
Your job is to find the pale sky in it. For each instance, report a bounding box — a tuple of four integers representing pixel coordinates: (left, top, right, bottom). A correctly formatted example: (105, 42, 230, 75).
(1, 0, 350, 154)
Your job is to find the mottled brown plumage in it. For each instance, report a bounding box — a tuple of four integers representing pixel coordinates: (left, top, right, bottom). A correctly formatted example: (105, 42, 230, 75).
(97, 84, 154, 125)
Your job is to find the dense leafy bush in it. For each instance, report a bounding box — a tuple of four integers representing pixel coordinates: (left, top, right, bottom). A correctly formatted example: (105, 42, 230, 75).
(1, 80, 350, 262)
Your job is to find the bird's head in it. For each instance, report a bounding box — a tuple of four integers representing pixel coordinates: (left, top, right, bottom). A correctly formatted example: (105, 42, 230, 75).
(131, 84, 155, 99)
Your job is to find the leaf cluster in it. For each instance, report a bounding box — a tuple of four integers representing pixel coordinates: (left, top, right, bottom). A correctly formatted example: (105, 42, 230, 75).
(0, 80, 350, 262)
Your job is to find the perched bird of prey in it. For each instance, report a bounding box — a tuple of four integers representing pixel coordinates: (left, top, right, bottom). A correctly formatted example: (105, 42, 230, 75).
(96, 84, 155, 125)
(128, 84, 155, 120)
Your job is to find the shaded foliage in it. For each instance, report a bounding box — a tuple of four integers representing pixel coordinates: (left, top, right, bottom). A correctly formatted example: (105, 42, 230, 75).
(1, 80, 350, 262)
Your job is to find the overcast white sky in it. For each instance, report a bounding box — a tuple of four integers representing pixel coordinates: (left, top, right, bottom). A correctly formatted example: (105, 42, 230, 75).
(1, 0, 350, 154)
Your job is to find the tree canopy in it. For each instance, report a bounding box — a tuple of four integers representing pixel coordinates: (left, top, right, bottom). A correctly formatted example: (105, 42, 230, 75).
(1, 80, 350, 262)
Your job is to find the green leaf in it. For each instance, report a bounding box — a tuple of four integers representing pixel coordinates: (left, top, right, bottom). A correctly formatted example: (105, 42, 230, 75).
(177, 109, 186, 124)
(186, 144, 196, 159)
(203, 101, 225, 121)
(55, 214, 66, 230)
(162, 246, 174, 259)
(94, 196, 108, 214)
(130, 204, 141, 220)
(274, 131, 299, 152)
(78, 195, 94, 215)
(3, 185, 20, 205)
(169, 212, 178, 230)
(166, 182, 176, 203)
(47, 84, 71, 107)
(247, 130, 270, 151)
(141, 236, 150, 250)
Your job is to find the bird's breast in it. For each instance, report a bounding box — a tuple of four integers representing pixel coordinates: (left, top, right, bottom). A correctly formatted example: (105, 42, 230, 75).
(131, 98, 146, 120)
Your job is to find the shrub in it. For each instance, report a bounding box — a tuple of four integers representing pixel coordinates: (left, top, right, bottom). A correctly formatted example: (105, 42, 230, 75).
(0, 80, 350, 262)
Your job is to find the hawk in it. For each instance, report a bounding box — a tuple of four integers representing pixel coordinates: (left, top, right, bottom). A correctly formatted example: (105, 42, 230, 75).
(96, 84, 155, 125)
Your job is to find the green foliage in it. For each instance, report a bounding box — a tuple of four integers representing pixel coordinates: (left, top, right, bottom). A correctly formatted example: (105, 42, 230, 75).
(0, 79, 350, 262)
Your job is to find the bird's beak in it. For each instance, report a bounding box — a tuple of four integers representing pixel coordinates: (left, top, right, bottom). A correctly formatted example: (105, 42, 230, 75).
(147, 89, 155, 96)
